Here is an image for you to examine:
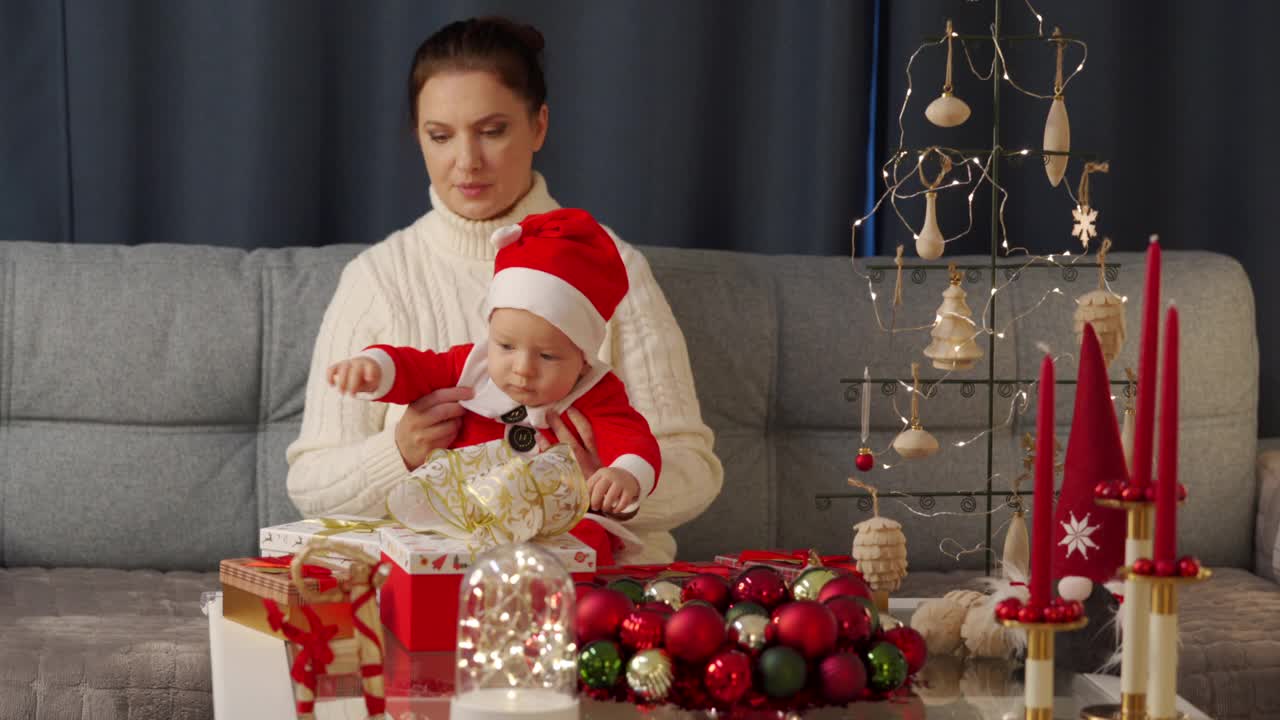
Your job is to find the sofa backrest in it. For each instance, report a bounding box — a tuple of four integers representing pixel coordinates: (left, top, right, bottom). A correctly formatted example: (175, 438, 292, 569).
(0, 242, 1258, 572)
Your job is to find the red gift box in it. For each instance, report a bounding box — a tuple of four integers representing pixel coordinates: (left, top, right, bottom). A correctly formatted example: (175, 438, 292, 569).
(714, 550, 860, 582)
(378, 527, 597, 651)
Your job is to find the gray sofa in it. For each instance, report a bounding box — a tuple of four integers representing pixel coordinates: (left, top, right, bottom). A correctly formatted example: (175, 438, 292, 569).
(0, 241, 1275, 719)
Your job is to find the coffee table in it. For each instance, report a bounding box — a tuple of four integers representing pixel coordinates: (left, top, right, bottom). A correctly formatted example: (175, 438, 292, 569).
(205, 593, 1210, 719)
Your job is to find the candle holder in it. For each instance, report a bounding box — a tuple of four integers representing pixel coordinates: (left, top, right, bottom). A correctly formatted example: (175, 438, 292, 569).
(1086, 498, 1154, 720)
(1000, 616, 1088, 720)
(1122, 565, 1211, 720)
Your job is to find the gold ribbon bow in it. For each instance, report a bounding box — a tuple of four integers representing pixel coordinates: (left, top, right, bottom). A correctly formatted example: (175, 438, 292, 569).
(385, 439, 589, 551)
(304, 517, 395, 537)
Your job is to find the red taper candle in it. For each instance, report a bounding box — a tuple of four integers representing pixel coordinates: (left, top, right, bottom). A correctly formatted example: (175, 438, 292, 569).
(1154, 306, 1179, 564)
(1031, 354, 1055, 607)
(1131, 238, 1161, 489)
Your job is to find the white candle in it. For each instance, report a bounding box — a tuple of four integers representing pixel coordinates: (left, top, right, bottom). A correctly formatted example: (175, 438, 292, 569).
(1120, 510, 1152, 704)
(1024, 628, 1054, 719)
(1147, 582, 1179, 720)
(450, 688, 579, 720)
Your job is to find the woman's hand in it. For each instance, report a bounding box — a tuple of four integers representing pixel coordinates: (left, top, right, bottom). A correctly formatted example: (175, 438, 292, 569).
(328, 357, 382, 396)
(539, 408, 604, 477)
(394, 386, 475, 470)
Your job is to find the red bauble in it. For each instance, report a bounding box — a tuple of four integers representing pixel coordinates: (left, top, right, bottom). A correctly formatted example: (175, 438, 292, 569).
(731, 567, 789, 609)
(1155, 559, 1177, 577)
(995, 598, 1022, 621)
(1177, 483, 1188, 501)
(619, 609, 666, 651)
(770, 600, 838, 660)
(664, 604, 727, 664)
(1178, 556, 1201, 577)
(825, 595, 873, 648)
(818, 653, 868, 705)
(816, 574, 873, 604)
(1064, 601, 1084, 621)
(575, 581, 599, 600)
(1042, 605, 1064, 623)
(1093, 481, 1111, 498)
(855, 450, 875, 472)
(576, 588, 633, 644)
(1133, 558, 1154, 576)
(1017, 605, 1043, 623)
(1145, 486, 1158, 502)
(640, 601, 676, 616)
(1121, 485, 1144, 502)
(1097, 483, 1120, 500)
(682, 573, 732, 612)
(704, 650, 753, 705)
(881, 626, 928, 675)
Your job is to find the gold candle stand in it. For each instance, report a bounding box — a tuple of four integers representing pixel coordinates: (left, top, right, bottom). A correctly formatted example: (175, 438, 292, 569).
(1001, 616, 1088, 720)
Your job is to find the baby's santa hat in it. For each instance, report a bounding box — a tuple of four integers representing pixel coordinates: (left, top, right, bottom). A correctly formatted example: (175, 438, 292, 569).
(485, 208, 628, 363)
(1054, 323, 1127, 601)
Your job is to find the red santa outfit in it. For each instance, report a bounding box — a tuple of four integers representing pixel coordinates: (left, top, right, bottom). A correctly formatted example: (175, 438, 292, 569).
(357, 208, 661, 566)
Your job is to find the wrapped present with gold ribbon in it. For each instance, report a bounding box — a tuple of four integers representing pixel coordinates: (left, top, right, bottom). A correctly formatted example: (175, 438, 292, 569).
(219, 556, 356, 640)
(259, 515, 392, 568)
(379, 439, 600, 651)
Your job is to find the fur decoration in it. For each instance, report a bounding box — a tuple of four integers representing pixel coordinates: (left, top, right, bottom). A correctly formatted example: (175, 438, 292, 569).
(909, 597, 968, 655)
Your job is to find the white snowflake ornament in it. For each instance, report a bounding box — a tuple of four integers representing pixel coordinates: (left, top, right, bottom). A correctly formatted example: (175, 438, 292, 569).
(1071, 204, 1098, 248)
(1058, 511, 1099, 559)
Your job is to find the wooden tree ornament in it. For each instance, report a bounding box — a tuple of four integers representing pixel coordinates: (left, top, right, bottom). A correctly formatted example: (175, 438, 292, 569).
(893, 362, 940, 459)
(925, 20, 971, 128)
(924, 264, 983, 370)
(847, 477, 908, 612)
(1073, 237, 1126, 368)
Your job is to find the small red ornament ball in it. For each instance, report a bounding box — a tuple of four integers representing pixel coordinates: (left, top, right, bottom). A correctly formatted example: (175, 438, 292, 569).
(575, 581, 599, 601)
(1121, 485, 1144, 502)
(855, 450, 875, 472)
(1178, 483, 1188, 501)
(731, 567, 789, 609)
(1097, 483, 1119, 500)
(995, 598, 1022, 621)
(1093, 482, 1110, 498)
(1064, 601, 1084, 621)
(881, 626, 928, 675)
(619, 609, 666, 651)
(817, 574, 873, 604)
(1133, 558, 1154, 576)
(1155, 559, 1177, 577)
(1017, 605, 1043, 623)
(704, 650, 753, 705)
(825, 595, 873, 648)
(818, 653, 868, 705)
(770, 600, 838, 659)
(1145, 486, 1158, 502)
(682, 573, 732, 612)
(665, 604, 727, 664)
(1178, 555, 1201, 577)
(576, 588, 634, 644)
(1042, 605, 1064, 623)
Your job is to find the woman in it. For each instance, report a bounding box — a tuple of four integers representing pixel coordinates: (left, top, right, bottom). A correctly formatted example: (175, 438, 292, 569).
(286, 17, 722, 564)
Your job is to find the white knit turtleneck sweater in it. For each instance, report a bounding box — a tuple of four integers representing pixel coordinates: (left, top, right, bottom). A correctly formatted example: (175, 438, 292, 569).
(286, 173, 723, 563)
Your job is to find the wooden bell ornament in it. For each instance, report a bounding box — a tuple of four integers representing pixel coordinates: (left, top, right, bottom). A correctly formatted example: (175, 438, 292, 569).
(924, 263, 983, 370)
(1001, 433, 1035, 579)
(893, 362, 940, 459)
(1072, 237, 1126, 368)
(925, 20, 971, 128)
(915, 149, 951, 261)
(847, 477, 908, 612)
(1043, 28, 1071, 187)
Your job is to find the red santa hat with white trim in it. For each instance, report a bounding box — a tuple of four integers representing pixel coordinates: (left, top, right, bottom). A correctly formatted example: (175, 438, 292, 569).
(1053, 323, 1127, 601)
(485, 208, 628, 364)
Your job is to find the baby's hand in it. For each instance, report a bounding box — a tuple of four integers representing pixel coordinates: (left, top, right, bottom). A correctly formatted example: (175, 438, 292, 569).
(587, 467, 640, 515)
(327, 356, 381, 396)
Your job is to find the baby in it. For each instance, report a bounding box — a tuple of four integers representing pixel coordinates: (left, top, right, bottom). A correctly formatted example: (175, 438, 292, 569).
(328, 209, 660, 557)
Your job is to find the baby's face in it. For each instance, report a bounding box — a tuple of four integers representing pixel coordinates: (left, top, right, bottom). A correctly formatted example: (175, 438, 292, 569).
(487, 308, 587, 407)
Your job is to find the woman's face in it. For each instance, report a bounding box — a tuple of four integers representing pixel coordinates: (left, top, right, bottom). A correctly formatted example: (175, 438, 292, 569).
(416, 70, 549, 221)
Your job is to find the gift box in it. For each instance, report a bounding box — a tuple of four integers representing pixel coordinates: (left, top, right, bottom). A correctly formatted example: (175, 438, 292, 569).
(259, 515, 390, 567)
(379, 527, 596, 651)
(713, 550, 860, 582)
(219, 557, 355, 640)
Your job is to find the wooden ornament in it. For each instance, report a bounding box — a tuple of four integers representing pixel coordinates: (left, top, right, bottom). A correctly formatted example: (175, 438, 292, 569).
(1073, 238, 1126, 367)
(847, 478, 909, 608)
(893, 363, 940, 459)
(1001, 510, 1030, 579)
(1043, 28, 1071, 187)
(925, 20, 971, 128)
(915, 150, 951, 260)
(924, 264, 983, 370)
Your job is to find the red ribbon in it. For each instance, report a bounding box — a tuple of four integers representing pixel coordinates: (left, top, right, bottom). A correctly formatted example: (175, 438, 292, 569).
(349, 561, 388, 717)
(264, 599, 337, 715)
(594, 562, 735, 581)
(245, 555, 339, 592)
(735, 550, 854, 566)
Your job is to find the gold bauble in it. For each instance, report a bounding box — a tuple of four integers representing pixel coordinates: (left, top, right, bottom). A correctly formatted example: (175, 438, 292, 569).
(626, 649, 674, 701)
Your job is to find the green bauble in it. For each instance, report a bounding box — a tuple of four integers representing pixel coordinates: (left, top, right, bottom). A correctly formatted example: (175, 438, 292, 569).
(607, 578, 647, 605)
(853, 596, 881, 633)
(579, 640, 624, 689)
(791, 567, 842, 601)
(864, 641, 909, 693)
(757, 646, 807, 698)
(724, 601, 768, 625)
(682, 599, 715, 610)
